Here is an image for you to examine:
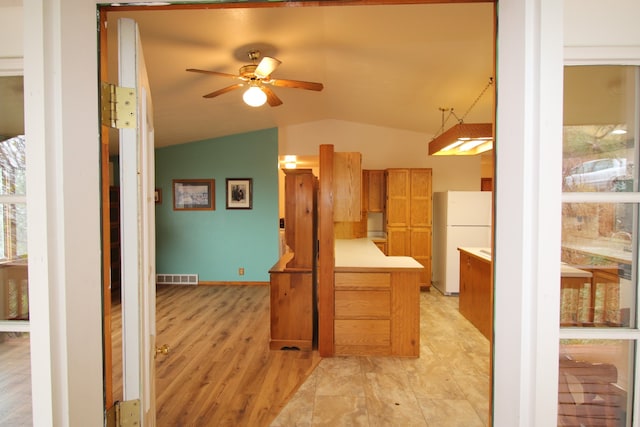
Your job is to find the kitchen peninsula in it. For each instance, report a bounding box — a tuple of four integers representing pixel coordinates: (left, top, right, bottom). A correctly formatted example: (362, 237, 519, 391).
(272, 145, 428, 358)
(334, 238, 423, 357)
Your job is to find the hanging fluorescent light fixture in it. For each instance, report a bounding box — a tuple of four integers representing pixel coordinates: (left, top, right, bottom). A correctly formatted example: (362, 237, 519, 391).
(429, 78, 494, 156)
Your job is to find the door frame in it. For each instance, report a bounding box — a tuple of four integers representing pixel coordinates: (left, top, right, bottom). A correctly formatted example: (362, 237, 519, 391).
(22, 0, 618, 424)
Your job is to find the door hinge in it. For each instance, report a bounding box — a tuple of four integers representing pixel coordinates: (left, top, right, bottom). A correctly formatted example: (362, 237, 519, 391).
(101, 82, 137, 129)
(105, 399, 141, 427)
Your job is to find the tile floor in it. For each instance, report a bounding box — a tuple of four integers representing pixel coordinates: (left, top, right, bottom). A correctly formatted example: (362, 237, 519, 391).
(271, 289, 491, 427)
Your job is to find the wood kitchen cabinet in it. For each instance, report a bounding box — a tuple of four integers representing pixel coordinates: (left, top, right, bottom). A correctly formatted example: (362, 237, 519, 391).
(334, 270, 420, 357)
(363, 169, 385, 213)
(385, 168, 432, 287)
(334, 152, 366, 239)
(269, 168, 317, 350)
(270, 254, 314, 351)
(333, 152, 362, 222)
(385, 169, 410, 227)
(459, 249, 492, 339)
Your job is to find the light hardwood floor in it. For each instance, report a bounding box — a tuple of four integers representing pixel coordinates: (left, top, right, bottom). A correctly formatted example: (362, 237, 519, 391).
(0, 285, 490, 426)
(0, 332, 32, 426)
(113, 284, 322, 426)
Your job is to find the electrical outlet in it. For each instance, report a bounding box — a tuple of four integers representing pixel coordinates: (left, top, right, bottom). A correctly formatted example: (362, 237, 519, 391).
(238, 267, 245, 276)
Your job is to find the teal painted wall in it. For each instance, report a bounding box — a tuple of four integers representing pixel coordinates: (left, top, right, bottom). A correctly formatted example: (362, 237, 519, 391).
(155, 128, 279, 282)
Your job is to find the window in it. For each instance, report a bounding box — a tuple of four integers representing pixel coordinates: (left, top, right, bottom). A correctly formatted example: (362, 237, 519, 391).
(560, 65, 640, 426)
(0, 74, 31, 424)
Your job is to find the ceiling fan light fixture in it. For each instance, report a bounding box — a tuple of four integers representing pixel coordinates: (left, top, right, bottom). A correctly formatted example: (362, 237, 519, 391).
(243, 86, 267, 107)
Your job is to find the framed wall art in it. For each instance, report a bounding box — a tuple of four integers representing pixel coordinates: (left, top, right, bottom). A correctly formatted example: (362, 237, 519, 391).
(173, 179, 215, 211)
(226, 178, 252, 210)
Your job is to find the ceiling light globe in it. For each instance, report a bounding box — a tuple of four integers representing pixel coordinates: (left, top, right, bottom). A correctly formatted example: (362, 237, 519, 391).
(243, 86, 267, 107)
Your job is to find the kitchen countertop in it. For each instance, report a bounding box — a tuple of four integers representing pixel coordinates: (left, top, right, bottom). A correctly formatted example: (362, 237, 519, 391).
(367, 231, 387, 241)
(458, 247, 592, 278)
(458, 247, 492, 262)
(335, 238, 423, 272)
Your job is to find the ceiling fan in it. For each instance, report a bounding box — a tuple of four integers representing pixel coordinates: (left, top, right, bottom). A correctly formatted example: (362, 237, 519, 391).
(186, 50, 324, 107)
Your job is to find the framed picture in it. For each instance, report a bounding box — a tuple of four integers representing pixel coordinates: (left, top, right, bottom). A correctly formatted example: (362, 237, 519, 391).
(173, 179, 215, 211)
(154, 188, 162, 204)
(226, 178, 252, 209)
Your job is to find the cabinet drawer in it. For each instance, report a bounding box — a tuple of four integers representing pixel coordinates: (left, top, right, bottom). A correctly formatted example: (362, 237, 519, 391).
(335, 272, 390, 290)
(335, 290, 390, 319)
(334, 319, 390, 346)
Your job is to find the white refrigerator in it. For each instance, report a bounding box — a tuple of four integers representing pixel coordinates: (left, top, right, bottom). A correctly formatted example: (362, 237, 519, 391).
(432, 191, 492, 295)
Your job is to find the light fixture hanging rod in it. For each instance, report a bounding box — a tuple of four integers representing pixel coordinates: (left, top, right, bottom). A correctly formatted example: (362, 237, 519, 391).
(459, 77, 494, 123)
(435, 107, 457, 137)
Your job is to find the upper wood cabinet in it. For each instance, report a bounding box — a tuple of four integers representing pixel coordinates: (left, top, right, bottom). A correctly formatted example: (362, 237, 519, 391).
(333, 152, 362, 222)
(385, 169, 410, 227)
(409, 169, 432, 227)
(363, 169, 385, 213)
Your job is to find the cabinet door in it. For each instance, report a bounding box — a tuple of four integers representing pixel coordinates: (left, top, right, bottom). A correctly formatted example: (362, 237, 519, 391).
(471, 256, 492, 339)
(459, 252, 473, 318)
(270, 272, 313, 350)
(362, 169, 370, 212)
(410, 227, 432, 285)
(333, 152, 362, 222)
(386, 227, 409, 256)
(410, 168, 432, 227)
(367, 170, 385, 213)
(385, 169, 410, 227)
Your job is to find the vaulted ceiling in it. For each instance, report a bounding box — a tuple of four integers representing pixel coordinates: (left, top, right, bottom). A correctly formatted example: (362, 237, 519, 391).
(105, 2, 496, 152)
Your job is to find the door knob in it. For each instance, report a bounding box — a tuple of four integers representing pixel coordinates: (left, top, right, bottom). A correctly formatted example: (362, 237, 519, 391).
(155, 344, 170, 359)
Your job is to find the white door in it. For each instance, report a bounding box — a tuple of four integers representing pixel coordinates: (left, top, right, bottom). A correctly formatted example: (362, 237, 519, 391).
(118, 17, 157, 426)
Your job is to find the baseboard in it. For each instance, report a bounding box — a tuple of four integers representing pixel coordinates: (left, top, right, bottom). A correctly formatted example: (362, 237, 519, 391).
(197, 281, 269, 286)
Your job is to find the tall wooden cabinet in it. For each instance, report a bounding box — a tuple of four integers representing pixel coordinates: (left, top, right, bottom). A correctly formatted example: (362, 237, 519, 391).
(269, 169, 317, 351)
(385, 168, 432, 287)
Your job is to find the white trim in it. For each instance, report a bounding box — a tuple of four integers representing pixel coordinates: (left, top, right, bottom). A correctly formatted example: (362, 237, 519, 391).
(0, 195, 26, 204)
(0, 54, 27, 335)
(24, 0, 104, 425)
(493, 0, 564, 425)
(0, 57, 23, 76)
(564, 46, 640, 66)
(0, 320, 29, 332)
(559, 328, 640, 340)
(562, 192, 640, 204)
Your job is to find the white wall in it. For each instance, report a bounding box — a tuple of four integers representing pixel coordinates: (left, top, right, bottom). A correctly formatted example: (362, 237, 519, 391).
(0, 2, 22, 58)
(0, 2, 23, 76)
(280, 119, 483, 192)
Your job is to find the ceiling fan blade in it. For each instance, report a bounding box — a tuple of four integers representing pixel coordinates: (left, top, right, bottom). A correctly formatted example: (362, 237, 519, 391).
(268, 78, 324, 91)
(186, 68, 240, 79)
(203, 83, 244, 98)
(262, 86, 283, 107)
(254, 56, 281, 79)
